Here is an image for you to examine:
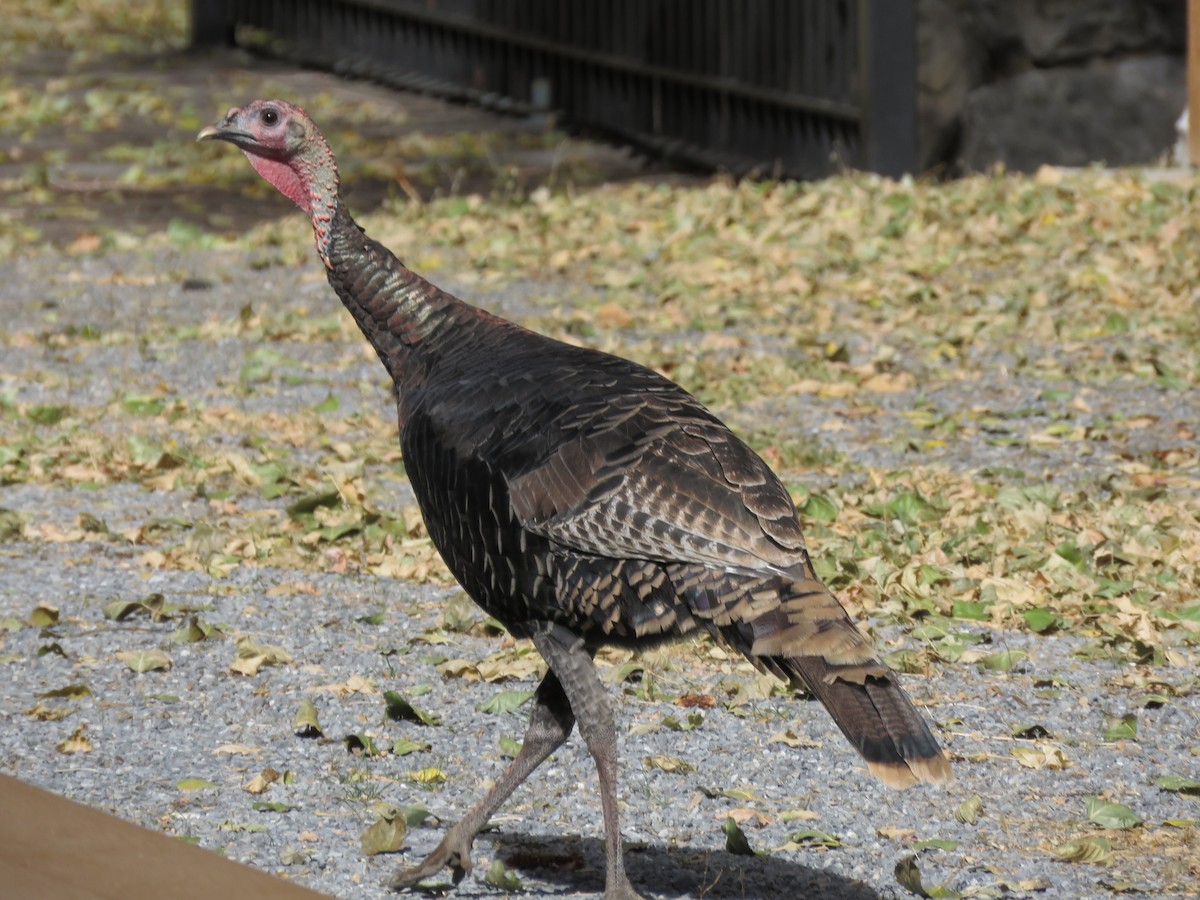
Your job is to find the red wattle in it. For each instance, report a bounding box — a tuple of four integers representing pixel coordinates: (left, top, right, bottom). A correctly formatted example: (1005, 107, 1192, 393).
(244, 152, 311, 215)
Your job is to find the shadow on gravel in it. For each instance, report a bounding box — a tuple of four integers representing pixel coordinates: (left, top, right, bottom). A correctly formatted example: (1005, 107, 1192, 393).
(491, 832, 880, 899)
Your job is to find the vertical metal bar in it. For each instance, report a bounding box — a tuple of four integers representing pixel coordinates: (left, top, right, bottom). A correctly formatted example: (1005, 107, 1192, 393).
(191, 0, 236, 47)
(1190, 0, 1200, 164)
(811, 0, 823, 99)
(861, 0, 916, 176)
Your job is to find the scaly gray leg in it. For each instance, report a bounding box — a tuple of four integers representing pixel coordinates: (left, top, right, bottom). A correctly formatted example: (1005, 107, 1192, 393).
(531, 623, 644, 900)
(389, 668, 575, 890)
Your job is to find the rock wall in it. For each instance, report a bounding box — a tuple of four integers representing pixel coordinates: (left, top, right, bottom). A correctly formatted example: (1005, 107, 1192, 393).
(918, 0, 1186, 173)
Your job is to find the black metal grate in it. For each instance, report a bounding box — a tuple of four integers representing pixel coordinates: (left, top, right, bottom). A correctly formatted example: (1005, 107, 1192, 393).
(193, 0, 915, 179)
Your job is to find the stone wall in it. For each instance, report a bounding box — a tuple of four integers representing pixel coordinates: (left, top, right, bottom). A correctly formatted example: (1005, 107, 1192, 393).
(918, 0, 1186, 173)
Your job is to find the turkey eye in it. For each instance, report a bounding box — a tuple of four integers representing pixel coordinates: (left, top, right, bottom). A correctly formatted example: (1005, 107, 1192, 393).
(260, 108, 279, 126)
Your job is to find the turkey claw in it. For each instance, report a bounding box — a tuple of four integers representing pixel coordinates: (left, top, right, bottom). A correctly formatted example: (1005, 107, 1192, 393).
(389, 831, 475, 891)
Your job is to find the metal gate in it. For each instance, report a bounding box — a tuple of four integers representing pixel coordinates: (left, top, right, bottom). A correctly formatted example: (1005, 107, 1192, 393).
(193, 0, 915, 179)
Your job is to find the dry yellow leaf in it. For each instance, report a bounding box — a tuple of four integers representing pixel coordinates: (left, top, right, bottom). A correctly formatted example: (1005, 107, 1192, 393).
(212, 743, 261, 756)
(1012, 745, 1071, 770)
(56, 727, 93, 755)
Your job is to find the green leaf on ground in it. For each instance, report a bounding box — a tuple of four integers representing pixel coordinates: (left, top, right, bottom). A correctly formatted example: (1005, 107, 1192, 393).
(1153, 775, 1200, 796)
(344, 734, 383, 757)
(384, 691, 441, 725)
(391, 738, 431, 757)
(1024, 607, 1061, 633)
(723, 817, 756, 856)
(1053, 835, 1112, 864)
(894, 852, 960, 897)
(293, 699, 323, 738)
(252, 801, 296, 813)
(1086, 797, 1143, 830)
(782, 829, 842, 849)
(178, 778, 217, 791)
(953, 794, 983, 825)
(979, 650, 1027, 672)
(117, 649, 172, 672)
(28, 603, 60, 627)
(1102, 713, 1138, 741)
(360, 812, 406, 856)
(38, 683, 91, 700)
(643, 754, 695, 774)
(476, 689, 534, 715)
(481, 859, 523, 891)
(498, 736, 522, 757)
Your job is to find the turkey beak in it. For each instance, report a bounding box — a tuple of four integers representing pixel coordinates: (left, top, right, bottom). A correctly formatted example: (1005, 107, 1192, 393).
(197, 123, 251, 145)
(197, 112, 251, 145)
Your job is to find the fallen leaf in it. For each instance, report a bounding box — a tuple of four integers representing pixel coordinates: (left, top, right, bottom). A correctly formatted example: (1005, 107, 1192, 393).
(1011, 745, 1070, 770)
(117, 649, 172, 673)
(212, 743, 261, 756)
(293, 699, 323, 738)
(177, 778, 217, 791)
(644, 755, 695, 774)
(25, 703, 74, 721)
(1153, 775, 1200, 796)
(392, 738, 431, 756)
(723, 817, 756, 856)
(38, 684, 91, 700)
(244, 768, 280, 794)
(56, 727, 93, 754)
(1052, 835, 1112, 864)
(360, 813, 406, 856)
(28, 603, 60, 627)
(481, 859, 523, 891)
(476, 689, 534, 715)
(768, 728, 818, 748)
(1085, 796, 1143, 830)
(407, 767, 446, 784)
(1101, 713, 1137, 742)
(953, 794, 983, 825)
(384, 691, 441, 725)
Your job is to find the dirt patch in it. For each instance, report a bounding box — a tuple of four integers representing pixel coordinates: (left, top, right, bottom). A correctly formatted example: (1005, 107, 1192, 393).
(3, 44, 676, 250)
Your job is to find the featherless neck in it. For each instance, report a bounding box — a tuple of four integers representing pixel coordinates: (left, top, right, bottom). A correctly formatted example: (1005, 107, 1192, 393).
(319, 202, 493, 385)
(297, 138, 340, 266)
(243, 131, 340, 257)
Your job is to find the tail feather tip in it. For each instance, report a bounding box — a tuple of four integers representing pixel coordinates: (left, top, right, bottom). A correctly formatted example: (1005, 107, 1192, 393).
(868, 752, 953, 790)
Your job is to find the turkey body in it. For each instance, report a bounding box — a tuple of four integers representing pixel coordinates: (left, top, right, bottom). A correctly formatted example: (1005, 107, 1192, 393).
(198, 100, 950, 900)
(405, 331, 790, 645)
(323, 204, 946, 784)
(330, 209, 812, 650)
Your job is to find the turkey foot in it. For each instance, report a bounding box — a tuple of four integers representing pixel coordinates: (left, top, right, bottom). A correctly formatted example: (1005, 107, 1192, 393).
(389, 829, 645, 900)
(388, 824, 475, 889)
(603, 874, 646, 900)
(390, 670, 575, 892)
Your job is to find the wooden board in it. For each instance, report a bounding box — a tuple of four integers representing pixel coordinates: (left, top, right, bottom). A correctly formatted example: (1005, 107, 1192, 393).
(0, 775, 328, 900)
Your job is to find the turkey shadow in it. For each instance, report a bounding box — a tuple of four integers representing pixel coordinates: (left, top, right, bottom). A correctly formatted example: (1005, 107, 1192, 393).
(488, 831, 882, 899)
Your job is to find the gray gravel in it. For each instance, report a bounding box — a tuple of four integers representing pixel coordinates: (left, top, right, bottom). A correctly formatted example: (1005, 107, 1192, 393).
(2, 537, 1198, 900)
(2, 242, 1199, 900)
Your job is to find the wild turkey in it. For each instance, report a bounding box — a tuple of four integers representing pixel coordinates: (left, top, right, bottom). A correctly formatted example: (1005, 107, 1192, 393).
(199, 100, 952, 900)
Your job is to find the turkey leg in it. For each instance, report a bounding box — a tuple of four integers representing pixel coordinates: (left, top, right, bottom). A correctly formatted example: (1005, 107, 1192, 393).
(389, 667, 574, 890)
(531, 623, 644, 900)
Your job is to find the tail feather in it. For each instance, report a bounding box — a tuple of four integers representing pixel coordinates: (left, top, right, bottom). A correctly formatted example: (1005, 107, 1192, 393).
(786, 654, 952, 788)
(706, 570, 952, 789)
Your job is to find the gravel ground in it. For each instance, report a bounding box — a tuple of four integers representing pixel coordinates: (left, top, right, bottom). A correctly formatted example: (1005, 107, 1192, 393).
(2, 244, 1198, 900)
(1, 536, 1198, 899)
